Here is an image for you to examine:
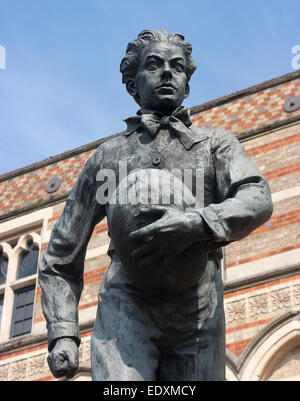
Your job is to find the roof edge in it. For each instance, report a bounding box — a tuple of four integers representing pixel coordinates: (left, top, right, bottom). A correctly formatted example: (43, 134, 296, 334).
(189, 70, 300, 115)
(0, 131, 124, 183)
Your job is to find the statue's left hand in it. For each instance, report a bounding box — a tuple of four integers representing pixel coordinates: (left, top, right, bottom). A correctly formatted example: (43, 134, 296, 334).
(129, 206, 205, 268)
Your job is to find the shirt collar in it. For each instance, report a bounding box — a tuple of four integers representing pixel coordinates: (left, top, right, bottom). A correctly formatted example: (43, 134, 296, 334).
(123, 108, 209, 150)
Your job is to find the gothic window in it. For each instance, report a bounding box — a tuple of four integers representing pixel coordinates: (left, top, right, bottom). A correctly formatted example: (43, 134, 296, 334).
(17, 240, 39, 280)
(0, 232, 41, 341)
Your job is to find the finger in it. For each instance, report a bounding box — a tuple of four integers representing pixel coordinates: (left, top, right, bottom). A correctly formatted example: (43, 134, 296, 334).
(64, 350, 79, 378)
(48, 349, 78, 379)
(47, 353, 69, 378)
(129, 223, 158, 241)
(131, 240, 160, 258)
(64, 363, 77, 379)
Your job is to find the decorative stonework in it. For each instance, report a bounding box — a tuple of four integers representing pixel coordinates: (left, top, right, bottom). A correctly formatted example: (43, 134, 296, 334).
(0, 363, 10, 381)
(249, 294, 269, 317)
(271, 288, 291, 311)
(79, 338, 91, 365)
(27, 353, 47, 379)
(10, 358, 27, 381)
(227, 300, 246, 322)
(225, 280, 300, 333)
(225, 280, 300, 361)
(292, 285, 300, 305)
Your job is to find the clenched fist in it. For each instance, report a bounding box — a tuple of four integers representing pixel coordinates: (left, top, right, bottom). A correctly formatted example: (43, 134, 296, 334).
(47, 337, 79, 379)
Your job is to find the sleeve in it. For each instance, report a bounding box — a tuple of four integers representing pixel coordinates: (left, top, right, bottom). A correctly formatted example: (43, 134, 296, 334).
(199, 129, 273, 245)
(38, 147, 106, 350)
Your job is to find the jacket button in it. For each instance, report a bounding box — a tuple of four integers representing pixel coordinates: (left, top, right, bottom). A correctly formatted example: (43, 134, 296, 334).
(152, 154, 162, 165)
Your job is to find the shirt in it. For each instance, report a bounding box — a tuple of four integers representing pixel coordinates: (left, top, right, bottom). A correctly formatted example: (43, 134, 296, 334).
(38, 121, 273, 350)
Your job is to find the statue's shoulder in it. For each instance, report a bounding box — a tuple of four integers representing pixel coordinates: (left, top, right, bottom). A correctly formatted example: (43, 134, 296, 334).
(190, 125, 239, 154)
(192, 125, 237, 145)
(190, 124, 212, 138)
(86, 134, 127, 169)
(187, 125, 211, 146)
(192, 124, 234, 138)
(95, 132, 128, 153)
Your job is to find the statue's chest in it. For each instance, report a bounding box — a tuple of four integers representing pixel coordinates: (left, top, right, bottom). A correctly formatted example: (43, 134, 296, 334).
(105, 133, 216, 203)
(115, 133, 211, 169)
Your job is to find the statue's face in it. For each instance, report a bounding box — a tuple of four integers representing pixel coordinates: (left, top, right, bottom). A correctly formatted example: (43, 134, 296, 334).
(129, 41, 189, 114)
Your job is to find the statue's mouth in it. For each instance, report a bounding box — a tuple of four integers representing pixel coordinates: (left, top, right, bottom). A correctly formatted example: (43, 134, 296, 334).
(156, 84, 176, 95)
(157, 83, 176, 89)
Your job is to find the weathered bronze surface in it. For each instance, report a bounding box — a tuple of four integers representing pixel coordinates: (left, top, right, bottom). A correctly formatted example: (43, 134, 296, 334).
(39, 30, 273, 381)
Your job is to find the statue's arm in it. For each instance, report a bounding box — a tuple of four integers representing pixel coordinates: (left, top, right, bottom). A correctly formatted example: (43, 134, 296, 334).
(130, 130, 273, 267)
(199, 129, 273, 245)
(38, 147, 105, 352)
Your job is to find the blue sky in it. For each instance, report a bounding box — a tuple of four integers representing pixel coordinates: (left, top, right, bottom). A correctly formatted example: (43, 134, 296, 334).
(0, 0, 299, 174)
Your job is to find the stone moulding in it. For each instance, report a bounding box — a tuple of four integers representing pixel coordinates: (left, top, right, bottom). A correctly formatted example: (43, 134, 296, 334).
(225, 308, 300, 381)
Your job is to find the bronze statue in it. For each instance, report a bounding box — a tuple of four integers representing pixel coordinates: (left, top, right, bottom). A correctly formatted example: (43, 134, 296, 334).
(39, 30, 273, 380)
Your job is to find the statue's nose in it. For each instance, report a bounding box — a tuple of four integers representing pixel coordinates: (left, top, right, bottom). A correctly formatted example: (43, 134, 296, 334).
(161, 62, 172, 80)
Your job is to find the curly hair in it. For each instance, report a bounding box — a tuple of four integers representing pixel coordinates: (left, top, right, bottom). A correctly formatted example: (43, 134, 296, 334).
(120, 30, 197, 84)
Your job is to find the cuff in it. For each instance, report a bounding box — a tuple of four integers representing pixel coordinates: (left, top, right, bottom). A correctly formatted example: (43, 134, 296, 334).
(47, 322, 81, 351)
(195, 205, 228, 241)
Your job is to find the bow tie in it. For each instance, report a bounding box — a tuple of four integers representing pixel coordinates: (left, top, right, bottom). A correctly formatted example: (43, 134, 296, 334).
(124, 106, 193, 139)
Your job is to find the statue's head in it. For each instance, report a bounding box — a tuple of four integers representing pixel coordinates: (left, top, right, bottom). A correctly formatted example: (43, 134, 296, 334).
(120, 30, 197, 115)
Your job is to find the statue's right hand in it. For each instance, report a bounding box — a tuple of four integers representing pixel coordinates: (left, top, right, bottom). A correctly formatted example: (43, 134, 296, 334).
(47, 337, 79, 379)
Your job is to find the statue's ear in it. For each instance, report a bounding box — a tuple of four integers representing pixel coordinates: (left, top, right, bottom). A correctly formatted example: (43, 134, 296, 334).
(126, 78, 138, 97)
(184, 83, 190, 99)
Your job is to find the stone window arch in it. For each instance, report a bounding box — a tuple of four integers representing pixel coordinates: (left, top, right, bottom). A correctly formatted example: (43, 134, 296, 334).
(0, 232, 41, 341)
(238, 310, 300, 381)
(268, 345, 300, 381)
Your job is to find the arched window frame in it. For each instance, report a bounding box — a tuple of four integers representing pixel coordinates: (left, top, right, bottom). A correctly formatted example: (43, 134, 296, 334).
(0, 232, 41, 341)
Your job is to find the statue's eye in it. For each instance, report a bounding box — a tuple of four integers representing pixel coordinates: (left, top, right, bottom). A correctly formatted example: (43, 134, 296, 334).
(147, 61, 159, 70)
(175, 63, 184, 72)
